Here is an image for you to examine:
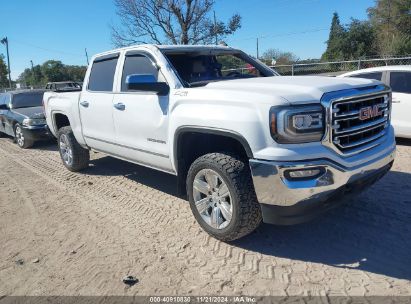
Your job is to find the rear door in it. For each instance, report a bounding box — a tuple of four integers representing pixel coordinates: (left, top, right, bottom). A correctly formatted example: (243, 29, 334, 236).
(389, 71, 411, 138)
(79, 53, 119, 152)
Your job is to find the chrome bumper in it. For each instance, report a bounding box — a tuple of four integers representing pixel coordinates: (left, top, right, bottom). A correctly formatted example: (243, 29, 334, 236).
(249, 146, 395, 224)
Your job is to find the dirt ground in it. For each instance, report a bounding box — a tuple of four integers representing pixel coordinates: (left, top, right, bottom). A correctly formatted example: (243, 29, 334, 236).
(0, 137, 410, 296)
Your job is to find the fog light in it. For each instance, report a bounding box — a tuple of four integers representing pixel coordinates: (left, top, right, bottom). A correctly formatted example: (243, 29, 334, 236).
(285, 168, 324, 180)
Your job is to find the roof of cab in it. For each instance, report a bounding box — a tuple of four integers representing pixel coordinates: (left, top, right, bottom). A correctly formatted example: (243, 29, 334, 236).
(6, 89, 46, 95)
(91, 44, 236, 59)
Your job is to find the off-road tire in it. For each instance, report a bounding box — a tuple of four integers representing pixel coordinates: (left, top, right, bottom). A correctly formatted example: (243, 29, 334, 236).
(187, 152, 262, 241)
(14, 124, 34, 149)
(57, 126, 90, 172)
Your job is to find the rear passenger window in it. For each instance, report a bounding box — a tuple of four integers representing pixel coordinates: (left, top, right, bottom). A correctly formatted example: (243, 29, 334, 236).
(350, 72, 382, 81)
(121, 54, 159, 91)
(88, 54, 119, 92)
(390, 72, 411, 94)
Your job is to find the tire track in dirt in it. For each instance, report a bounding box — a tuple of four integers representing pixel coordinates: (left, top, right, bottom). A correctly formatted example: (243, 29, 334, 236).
(0, 138, 410, 296)
(0, 154, 137, 294)
(0, 140, 215, 294)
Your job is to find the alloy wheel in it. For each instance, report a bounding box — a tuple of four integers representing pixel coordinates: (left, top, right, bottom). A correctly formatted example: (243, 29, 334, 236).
(59, 134, 73, 166)
(192, 169, 233, 229)
(15, 126, 25, 147)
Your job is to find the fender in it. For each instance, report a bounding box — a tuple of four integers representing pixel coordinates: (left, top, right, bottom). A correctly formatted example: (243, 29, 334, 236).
(173, 125, 254, 173)
(50, 110, 71, 136)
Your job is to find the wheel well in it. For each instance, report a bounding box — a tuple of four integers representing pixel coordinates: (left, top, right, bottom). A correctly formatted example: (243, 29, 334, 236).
(175, 129, 252, 196)
(54, 113, 70, 130)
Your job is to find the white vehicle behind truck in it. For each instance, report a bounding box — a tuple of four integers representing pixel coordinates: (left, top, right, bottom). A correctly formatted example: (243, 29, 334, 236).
(339, 65, 411, 138)
(43, 44, 396, 241)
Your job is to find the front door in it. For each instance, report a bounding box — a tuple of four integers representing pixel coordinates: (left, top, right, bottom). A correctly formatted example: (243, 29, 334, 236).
(389, 71, 411, 138)
(111, 51, 171, 172)
(0, 94, 14, 136)
(0, 94, 7, 134)
(79, 53, 119, 152)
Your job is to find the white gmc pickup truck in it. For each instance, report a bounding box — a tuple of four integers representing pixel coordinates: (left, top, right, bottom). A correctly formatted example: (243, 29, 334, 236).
(44, 44, 396, 241)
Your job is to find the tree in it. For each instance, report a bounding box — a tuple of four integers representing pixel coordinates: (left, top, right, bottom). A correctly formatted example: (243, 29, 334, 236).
(111, 0, 241, 46)
(344, 19, 378, 59)
(322, 14, 379, 60)
(17, 66, 45, 88)
(368, 0, 411, 56)
(17, 60, 87, 88)
(66, 65, 87, 82)
(0, 54, 9, 89)
(322, 12, 346, 60)
(41, 60, 68, 82)
(261, 48, 299, 65)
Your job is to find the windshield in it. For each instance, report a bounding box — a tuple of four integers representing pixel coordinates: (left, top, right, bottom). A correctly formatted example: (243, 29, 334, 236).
(162, 50, 276, 87)
(12, 92, 44, 108)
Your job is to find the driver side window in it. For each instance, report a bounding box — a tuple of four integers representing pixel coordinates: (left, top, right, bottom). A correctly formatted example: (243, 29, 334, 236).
(0, 94, 10, 109)
(121, 54, 162, 92)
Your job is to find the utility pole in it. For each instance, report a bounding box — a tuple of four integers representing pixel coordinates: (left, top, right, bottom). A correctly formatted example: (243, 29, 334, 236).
(1, 37, 12, 89)
(30, 60, 35, 86)
(84, 48, 89, 65)
(256, 38, 259, 59)
(213, 11, 218, 45)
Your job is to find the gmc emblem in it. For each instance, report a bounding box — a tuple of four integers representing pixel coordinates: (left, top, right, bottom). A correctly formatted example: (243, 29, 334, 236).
(359, 105, 383, 121)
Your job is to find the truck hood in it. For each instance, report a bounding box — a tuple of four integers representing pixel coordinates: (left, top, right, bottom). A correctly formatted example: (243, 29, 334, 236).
(203, 76, 381, 104)
(12, 106, 45, 119)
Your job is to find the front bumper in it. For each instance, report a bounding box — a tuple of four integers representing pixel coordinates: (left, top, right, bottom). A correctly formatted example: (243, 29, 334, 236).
(22, 125, 52, 141)
(249, 146, 395, 225)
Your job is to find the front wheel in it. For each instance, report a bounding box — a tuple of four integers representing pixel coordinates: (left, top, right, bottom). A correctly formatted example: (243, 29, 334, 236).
(57, 126, 90, 172)
(187, 153, 262, 241)
(14, 124, 33, 149)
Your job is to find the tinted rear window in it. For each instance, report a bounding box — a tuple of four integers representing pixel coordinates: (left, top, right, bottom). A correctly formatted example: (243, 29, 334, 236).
(12, 92, 44, 108)
(88, 56, 118, 92)
(349, 72, 382, 81)
(390, 72, 411, 94)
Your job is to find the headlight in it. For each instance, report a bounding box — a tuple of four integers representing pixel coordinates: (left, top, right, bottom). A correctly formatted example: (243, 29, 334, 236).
(270, 105, 324, 143)
(22, 118, 46, 126)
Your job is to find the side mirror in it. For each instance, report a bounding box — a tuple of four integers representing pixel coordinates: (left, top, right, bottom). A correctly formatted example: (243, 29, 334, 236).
(0, 104, 9, 110)
(126, 74, 170, 96)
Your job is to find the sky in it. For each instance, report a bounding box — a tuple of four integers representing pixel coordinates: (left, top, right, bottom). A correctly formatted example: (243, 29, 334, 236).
(0, 0, 375, 80)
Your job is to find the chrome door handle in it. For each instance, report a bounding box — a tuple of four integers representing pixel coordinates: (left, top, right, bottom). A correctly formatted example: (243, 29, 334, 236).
(114, 103, 126, 111)
(80, 101, 89, 107)
(392, 98, 400, 103)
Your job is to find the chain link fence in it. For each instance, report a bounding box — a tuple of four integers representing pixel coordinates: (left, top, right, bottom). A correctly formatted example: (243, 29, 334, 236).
(272, 56, 411, 76)
(2, 55, 411, 92)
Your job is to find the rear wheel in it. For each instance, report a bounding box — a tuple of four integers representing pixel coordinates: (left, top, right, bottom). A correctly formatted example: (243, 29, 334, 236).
(187, 152, 262, 241)
(57, 126, 90, 172)
(14, 124, 33, 149)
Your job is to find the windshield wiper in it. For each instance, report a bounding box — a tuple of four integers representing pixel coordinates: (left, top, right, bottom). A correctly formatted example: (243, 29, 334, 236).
(13, 105, 42, 109)
(188, 79, 224, 87)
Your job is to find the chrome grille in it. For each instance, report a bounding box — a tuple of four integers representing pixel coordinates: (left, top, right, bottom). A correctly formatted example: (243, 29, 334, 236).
(331, 93, 390, 154)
